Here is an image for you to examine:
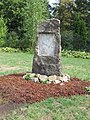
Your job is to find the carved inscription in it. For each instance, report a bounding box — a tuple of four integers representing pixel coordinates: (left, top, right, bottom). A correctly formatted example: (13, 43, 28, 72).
(38, 34, 55, 56)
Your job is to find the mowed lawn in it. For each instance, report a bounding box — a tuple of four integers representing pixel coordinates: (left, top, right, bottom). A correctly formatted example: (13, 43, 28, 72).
(0, 52, 90, 120)
(0, 52, 90, 81)
(0, 52, 34, 76)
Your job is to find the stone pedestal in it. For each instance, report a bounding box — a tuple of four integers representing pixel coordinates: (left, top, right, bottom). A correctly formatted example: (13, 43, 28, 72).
(32, 19, 62, 76)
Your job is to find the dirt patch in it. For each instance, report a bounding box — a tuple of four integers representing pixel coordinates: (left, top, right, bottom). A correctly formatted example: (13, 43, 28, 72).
(63, 65, 74, 69)
(0, 66, 20, 72)
(0, 73, 90, 105)
(0, 102, 22, 117)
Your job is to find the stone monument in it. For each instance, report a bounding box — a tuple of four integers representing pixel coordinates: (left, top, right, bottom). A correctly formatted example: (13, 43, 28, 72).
(23, 19, 70, 83)
(32, 19, 62, 76)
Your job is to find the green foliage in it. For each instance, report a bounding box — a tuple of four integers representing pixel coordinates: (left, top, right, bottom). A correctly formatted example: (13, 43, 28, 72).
(73, 13, 88, 50)
(0, 47, 34, 53)
(25, 48, 34, 54)
(52, 0, 74, 31)
(23, 73, 36, 81)
(72, 0, 88, 50)
(51, 0, 89, 51)
(74, 0, 88, 19)
(0, 47, 20, 52)
(85, 87, 90, 92)
(23, 74, 31, 81)
(0, 0, 28, 49)
(62, 50, 90, 59)
(0, 16, 7, 47)
(5, 32, 19, 48)
(23, 0, 49, 50)
(0, 0, 49, 50)
(61, 30, 73, 50)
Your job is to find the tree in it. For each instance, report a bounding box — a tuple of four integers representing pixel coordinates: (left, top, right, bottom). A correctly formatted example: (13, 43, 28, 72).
(73, 0, 88, 19)
(73, 13, 88, 50)
(51, 0, 74, 50)
(52, 0, 73, 31)
(72, 0, 88, 50)
(0, 0, 49, 50)
(49, 0, 89, 50)
(61, 30, 73, 50)
(23, 0, 49, 50)
(0, 16, 7, 47)
(0, 0, 28, 49)
(87, 0, 90, 51)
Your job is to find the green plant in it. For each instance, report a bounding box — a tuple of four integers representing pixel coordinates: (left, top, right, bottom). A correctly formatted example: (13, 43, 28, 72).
(23, 74, 31, 80)
(0, 16, 7, 47)
(23, 73, 36, 81)
(5, 32, 19, 48)
(0, 47, 20, 52)
(85, 87, 90, 92)
(62, 50, 90, 59)
(41, 79, 48, 84)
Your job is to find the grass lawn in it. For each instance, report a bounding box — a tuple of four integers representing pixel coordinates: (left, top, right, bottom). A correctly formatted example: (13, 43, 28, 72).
(0, 52, 34, 76)
(0, 52, 90, 120)
(2, 96, 90, 120)
(0, 52, 90, 81)
(62, 57, 90, 81)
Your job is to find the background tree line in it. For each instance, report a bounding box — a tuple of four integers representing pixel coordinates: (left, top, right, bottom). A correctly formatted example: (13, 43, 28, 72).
(0, 0, 49, 50)
(0, 0, 90, 51)
(52, 0, 90, 51)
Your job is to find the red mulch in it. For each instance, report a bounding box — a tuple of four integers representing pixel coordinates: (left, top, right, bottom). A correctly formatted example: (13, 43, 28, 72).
(0, 73, 90, 104)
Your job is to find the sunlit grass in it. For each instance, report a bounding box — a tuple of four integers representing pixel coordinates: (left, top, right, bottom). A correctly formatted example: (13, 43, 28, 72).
(0, 52, 33, 76)
(62, 57, 90, 81)
(0, 52, 90, 81)
(3, 96, 90, 120)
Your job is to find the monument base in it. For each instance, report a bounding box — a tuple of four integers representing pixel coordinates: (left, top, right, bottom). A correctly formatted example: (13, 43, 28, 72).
(32, 56, 62, 76)
(23, 73, 70, 84)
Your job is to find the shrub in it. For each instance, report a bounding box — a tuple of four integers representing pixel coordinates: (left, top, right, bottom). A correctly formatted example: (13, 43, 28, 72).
(62, 50, 90, 59)
(0, 47, 20, 52)
(5, 31, 19, 48)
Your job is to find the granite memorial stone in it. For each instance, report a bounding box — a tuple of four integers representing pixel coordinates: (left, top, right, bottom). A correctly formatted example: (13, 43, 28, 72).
(32, 19, 62, 76)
